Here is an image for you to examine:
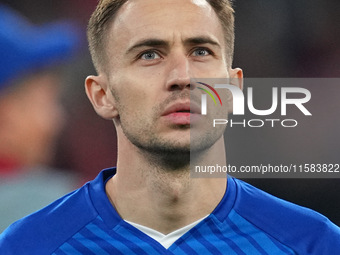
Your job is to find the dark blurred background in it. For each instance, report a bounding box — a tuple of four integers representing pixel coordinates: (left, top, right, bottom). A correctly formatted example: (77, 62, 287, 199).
(232, 0, 340, 227)
(1, 0, 339, 225)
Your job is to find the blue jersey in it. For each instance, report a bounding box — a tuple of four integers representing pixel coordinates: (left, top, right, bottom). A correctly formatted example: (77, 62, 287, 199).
(1, 168, 339, 254)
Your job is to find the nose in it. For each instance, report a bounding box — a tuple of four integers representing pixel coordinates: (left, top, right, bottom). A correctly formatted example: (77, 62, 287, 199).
(165, 52, 195, 91)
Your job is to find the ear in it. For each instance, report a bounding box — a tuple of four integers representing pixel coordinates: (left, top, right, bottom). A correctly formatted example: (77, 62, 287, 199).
(85, 75, 118, 120)
(226, 68, 243, 114)
(229, 67, 243, 90)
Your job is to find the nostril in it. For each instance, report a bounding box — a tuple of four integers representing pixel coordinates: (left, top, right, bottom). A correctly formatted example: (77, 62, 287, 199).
(169, 83, 191, 91)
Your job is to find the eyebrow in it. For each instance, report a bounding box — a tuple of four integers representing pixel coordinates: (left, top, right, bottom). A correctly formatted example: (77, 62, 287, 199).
(126, 39, 169, 55)
(125, 36, 221, 55)
(184, 36, 221, 48)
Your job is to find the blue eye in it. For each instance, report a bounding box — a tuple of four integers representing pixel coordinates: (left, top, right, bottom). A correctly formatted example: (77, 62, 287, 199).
(192, 48, 210, 57)
(140, 51, 161, 60)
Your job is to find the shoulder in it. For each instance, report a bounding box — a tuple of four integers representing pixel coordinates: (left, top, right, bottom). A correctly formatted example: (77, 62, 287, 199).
(232, 178, 340, 254)
(0, 183, 98, 254)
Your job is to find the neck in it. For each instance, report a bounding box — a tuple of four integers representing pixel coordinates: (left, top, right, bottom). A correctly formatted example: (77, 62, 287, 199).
(106, 130, 227, 234)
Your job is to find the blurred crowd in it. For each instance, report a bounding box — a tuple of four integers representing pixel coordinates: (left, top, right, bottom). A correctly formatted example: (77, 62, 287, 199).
(0, 0, 339, 232)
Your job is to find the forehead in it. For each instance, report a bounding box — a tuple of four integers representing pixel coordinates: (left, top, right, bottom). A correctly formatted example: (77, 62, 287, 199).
(106, 0, 224, 52)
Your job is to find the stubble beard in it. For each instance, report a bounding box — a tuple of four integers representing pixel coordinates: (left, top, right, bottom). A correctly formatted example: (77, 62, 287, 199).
(114, 90, 225, 171)
(119, 111, 225, 171)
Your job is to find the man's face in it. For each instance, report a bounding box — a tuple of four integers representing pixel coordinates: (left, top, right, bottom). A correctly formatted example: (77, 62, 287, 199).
(104, 0, 234, 154)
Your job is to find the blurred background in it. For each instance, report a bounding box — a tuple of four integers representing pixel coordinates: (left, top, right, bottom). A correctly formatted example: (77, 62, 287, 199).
(231, 0, 340, 227)
(0, 0, 339, 231)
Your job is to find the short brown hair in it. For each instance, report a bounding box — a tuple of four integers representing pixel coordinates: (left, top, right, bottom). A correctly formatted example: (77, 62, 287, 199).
(87, 0, 235, 72)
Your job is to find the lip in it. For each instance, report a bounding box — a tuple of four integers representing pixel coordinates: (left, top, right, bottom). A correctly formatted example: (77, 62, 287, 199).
(161, 101, 201, 116)
(161, 101, 201, 125)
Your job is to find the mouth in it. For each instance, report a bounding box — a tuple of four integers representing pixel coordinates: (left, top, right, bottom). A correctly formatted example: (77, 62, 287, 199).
(161, 102, 201, 125)
(162, 102, 200, 115)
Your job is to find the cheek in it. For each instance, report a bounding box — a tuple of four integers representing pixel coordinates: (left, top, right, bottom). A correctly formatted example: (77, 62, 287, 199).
(112, 75, 161, 116)
(125, 91, 154, 118)
(191, 61, 229, 79)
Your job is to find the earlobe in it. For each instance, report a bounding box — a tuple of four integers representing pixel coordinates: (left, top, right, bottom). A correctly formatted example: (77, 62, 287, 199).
(85, 75, 118, 120)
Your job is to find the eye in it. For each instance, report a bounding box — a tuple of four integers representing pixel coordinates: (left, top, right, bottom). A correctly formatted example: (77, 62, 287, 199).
(140, 51, 161, 60)
(192, 48, 211, 57)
